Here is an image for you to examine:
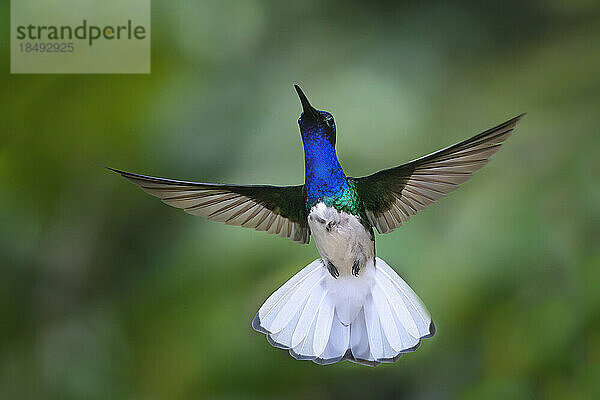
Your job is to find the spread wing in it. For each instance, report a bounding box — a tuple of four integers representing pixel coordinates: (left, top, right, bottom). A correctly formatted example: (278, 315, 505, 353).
(107, 168, 310, 244)
(351, 114, 524, 234)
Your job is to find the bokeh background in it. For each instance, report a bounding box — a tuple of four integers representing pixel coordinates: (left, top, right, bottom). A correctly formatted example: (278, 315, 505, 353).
(1, 1, 599, 399)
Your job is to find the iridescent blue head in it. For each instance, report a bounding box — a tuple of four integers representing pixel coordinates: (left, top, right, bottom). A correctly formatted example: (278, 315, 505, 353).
(294, 84, 336, 147)
(294, 85, 348, 208)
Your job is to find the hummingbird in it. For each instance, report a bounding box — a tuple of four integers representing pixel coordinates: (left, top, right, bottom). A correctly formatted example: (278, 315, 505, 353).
(107, 85, 523, 366)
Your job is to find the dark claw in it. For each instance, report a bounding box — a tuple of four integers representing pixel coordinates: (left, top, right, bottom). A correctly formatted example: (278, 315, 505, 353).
(352, 260, 360, 277)
(327, 261, 339, 279)
(312, 215, 326, 224)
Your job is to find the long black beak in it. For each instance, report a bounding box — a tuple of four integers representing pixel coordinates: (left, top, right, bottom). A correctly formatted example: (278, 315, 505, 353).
(294, 85, 319, 120)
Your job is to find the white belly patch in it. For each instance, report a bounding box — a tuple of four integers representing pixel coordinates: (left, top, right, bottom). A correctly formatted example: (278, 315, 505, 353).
(308, 202, 374, 277)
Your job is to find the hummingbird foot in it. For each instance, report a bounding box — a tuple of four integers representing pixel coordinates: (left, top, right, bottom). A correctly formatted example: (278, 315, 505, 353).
(325, 221, 336, 232)
(326, 261, 339, 279)
(352, 259, 360, 277)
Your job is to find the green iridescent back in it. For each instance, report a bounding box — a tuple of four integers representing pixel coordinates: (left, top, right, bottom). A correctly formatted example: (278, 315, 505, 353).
(318, 179, 361, 216)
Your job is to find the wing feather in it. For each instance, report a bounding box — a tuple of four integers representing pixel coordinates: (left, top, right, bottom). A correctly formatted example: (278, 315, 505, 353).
(352, 114, 524, 234)
(107, 168, 310, 243)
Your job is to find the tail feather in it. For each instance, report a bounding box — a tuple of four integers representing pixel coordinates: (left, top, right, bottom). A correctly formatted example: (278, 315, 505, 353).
(253, 257, 435, 366)
(291, 282, 326, 348)
(312, 295, 335, 356)
(318, 315, 350, 364)
(267, 266, 324, 333)
(349, 309, 373, 363)
(258, 259, 323, 330)
(267, 298, 305, 349)
(375, 258, 433, 338)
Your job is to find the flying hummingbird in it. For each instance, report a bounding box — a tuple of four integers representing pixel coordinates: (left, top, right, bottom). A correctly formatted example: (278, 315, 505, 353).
(107, 85, 523, 366)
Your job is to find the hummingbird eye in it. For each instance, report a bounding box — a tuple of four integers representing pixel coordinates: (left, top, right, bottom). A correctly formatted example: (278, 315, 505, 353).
(325, 117, 334, 128)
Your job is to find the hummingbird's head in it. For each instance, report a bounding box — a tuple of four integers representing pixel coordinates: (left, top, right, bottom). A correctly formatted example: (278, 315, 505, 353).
(294, 85, 336, 147)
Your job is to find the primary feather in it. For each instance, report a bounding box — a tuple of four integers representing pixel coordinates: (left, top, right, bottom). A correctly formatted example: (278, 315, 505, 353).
(353, 114, 524, 233)
(105, 168, 310, 243)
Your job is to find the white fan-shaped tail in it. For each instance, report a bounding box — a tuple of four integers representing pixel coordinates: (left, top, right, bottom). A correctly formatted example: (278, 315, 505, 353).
(253, 257, 435, 366)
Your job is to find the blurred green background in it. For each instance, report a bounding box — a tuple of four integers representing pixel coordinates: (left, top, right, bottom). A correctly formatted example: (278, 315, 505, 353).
(1, 1, 599, 399)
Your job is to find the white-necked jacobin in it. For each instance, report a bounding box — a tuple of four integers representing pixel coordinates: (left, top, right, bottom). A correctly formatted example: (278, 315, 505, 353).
(108, 85, 523, 366)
